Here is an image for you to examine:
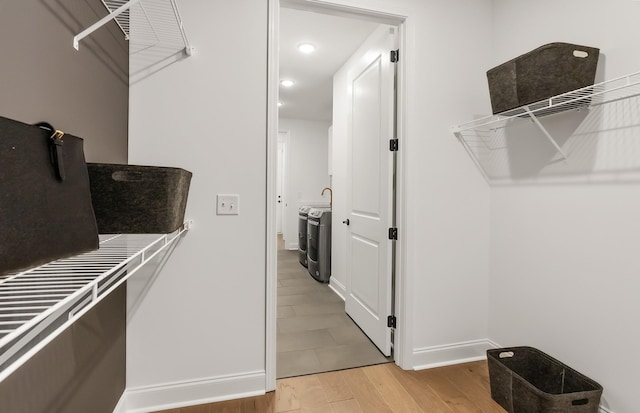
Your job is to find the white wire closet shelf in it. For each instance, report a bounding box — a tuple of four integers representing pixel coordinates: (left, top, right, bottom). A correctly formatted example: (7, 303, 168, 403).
(0, 221, 191, 383)
(74, 0, 193, 55)
(451, 71, 640, 182)
(452, 71, 640, 134)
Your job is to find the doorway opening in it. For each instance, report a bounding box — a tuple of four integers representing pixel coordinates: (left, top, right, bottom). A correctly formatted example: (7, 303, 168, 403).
(269, 1, 406, 385)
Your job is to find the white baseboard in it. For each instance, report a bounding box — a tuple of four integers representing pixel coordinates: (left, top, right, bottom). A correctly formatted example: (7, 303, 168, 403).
(285, 242, 298, 251)
(329, 277, 346, 300)
(413, 339, 499, 370)
(112, 392, 127, 413)
(115, 371, 265, 413)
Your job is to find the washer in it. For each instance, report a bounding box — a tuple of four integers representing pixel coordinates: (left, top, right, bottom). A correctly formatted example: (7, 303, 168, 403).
(297, 206, 311, 267)
(307, 207, 332, 282)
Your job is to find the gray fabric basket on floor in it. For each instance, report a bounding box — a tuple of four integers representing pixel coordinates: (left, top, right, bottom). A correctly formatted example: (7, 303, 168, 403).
(487, 347, 603, 413)
(87, 163, 192, 234)
(487, 42, 600, 114)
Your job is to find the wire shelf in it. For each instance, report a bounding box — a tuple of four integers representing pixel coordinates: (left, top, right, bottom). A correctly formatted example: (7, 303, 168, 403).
(101, 0, 131, 37)
(452, 71, 640, 134)
(452, 71, 640, 183)
(0, 222, 190, 382)
(75, 0, 192, 54)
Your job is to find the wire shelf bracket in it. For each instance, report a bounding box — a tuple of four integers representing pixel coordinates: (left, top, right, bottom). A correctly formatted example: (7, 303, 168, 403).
(0, 220, 192, 383)
(523, 106, 568, 163)
(73, 0, 193, 56)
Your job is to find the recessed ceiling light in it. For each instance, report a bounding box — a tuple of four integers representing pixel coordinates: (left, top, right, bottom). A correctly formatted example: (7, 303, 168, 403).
(280, 79, 295, 88)
(278, 101, 283, 107)
(297, 42, 316, 54)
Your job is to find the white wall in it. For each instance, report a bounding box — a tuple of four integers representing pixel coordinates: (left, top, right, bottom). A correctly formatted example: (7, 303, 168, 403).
(125, 1, 268, 411)
(125, 0, 494, 409)
(399, 0, 493, 367)
(489, 1, 640, 412)
(279, 118, 332, 250)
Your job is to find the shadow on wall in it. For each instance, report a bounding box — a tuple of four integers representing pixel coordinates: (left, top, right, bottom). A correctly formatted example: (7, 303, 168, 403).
(463, 94, 640, 184)
(43, 0, 129, 85)
(44, 0, 189, 86)
(130, 46, 188, 85)
(128, 0, 191, 85)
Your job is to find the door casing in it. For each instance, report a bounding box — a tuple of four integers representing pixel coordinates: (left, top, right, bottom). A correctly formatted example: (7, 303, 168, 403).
(266, 0, 411, 391)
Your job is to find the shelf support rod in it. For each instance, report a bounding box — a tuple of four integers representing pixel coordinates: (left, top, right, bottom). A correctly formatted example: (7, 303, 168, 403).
(523, 106, 569, 163)
(452, 130, 491, 183)
(169, 0, 194, 56)
(73, 0, 143, 50)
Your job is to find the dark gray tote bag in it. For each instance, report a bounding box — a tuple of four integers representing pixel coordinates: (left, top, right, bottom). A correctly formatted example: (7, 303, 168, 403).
(0, 116, 99, 275)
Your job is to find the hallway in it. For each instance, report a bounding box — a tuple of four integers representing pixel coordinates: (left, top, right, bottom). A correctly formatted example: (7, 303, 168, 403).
(276, 237, 390, 378)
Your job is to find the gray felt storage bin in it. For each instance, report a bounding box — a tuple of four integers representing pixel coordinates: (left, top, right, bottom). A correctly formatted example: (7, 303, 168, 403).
(87, 163, 192, 234)
(487, 347, 602, 413)
(487, 42, 600, 114)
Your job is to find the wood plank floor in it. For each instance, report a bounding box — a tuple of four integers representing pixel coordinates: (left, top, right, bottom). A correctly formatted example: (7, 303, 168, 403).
(154, 360, 506, 413)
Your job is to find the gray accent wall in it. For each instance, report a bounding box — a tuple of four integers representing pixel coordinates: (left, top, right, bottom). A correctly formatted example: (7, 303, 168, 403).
(0, 1, 129, 412)
(0, 0, 129, 163)
(0, 285, 127, 413)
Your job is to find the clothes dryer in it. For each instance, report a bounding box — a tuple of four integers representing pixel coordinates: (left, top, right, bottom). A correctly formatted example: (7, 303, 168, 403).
(307, 207, 332, 282)
(297, 206, 311, 267)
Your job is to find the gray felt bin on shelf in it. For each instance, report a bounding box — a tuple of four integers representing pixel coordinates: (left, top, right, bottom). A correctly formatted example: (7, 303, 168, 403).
(487, 42, 600, 114)
(87, 163, 192, 234)
(487, 347, 603, 413)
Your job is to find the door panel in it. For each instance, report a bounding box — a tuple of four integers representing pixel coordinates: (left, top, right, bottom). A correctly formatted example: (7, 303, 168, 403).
(276, 140, 285, 234)
(350, 234, 379, 314)
(345, 27, 396, 357)
(352, 59, 382, 215)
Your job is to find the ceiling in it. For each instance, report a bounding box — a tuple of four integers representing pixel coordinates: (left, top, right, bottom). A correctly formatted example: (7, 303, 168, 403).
(278, 8, 379, 122)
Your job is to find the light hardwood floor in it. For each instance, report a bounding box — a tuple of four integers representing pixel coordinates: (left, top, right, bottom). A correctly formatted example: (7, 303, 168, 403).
(154, 360, 506, 413)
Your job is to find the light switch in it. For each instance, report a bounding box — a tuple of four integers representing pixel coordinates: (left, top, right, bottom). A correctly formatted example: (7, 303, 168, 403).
(217, 194, 239, 215)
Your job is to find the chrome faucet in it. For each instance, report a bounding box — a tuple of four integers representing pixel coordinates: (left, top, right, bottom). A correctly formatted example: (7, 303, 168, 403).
(321, 187, 332, 207)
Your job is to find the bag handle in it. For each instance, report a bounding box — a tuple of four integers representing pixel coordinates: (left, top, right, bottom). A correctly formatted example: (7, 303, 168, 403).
(35, 122, 66, 182)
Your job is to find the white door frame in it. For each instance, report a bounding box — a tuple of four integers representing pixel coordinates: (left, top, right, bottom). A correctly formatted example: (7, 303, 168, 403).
(266, 0, 412, 391)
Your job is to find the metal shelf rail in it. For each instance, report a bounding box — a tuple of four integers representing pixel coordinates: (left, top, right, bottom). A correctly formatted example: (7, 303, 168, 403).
(452, 71, 640, 182)
(75, 0, 193, 55)
(0, 221, 191, 383)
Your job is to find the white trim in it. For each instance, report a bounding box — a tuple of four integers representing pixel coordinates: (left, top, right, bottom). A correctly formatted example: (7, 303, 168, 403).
(280, 0, 409, 24)
(392, 17, 411, 371)
(121, 371, 265, 413)
(267, 0, 411, 386)
(413, 339, 499, 370)
(112, 392, 127, 413)
(266, 0, 280, 393)
(329, 277, 346, 300)
(599, 406, 615, 413)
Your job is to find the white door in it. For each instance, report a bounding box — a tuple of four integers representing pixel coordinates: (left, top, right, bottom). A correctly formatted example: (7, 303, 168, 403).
(345, 28, 396, 357)
(276, 134, 287, 234)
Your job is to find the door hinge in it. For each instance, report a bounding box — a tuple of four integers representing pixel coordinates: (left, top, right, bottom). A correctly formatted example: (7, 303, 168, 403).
(388, 227, 398, 240)
(390, 49, 399, 63)
(387, 315, 396, 328)
(389, 138, 399, 151)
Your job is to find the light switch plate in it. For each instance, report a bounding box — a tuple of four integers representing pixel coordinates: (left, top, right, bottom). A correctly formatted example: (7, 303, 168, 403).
(217, 194, 240, 215)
